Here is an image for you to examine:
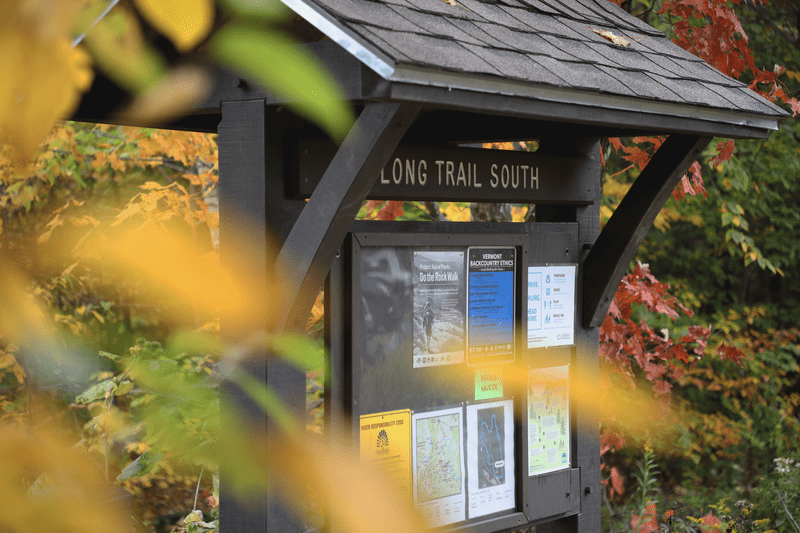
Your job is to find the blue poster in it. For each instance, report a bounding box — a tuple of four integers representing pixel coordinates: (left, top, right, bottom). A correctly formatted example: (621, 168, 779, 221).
(467, 247, 515, 365)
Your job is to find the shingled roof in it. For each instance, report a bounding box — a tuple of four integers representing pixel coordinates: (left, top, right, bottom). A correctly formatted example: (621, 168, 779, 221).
(280, 0, 787, 136)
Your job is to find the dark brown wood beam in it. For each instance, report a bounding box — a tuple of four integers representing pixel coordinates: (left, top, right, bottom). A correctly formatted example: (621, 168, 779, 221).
(582, 134, 711, 328)
(275, 102, 421, 334)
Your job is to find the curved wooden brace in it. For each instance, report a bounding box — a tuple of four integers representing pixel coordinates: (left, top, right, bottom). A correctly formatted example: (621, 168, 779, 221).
(275, 102, 421, 333)
(582, 134, 711, 328)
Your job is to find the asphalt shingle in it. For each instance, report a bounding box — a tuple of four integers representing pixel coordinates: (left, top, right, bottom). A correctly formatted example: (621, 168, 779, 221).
(309, 0, 786, 119)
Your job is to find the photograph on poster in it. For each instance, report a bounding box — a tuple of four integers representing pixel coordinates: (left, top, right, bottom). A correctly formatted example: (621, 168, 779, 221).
(412, 407, 466, 527)
(467, 247, 515, 365)
(528, 365, 570, 476)
(466, 399, 515, 518)
(527, 265, 576, 349)
(413, 251, 466, 368)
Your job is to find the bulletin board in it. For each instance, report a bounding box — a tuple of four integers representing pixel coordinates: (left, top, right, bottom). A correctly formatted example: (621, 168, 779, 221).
(340, 222, 583, 531)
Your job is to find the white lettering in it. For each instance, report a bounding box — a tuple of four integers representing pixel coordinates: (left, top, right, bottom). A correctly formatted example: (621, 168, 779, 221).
(490, 164, 499, 188)
(436, 160, 445, 185)
(446, 161, 455, 185)
(457, 162, 467, 186)
(501, 165, 510, 188)
(392, 158, 402, 185)
(405, 159, 415, 185)
(380, 169, 390, 184)
(512, 165, 519, 188)
(474, 164, 482, 187)
(419, 160, 427, 186)
(532, 166, 539, 190)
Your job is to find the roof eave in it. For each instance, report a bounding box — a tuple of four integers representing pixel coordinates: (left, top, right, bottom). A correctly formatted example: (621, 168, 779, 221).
(386, 64, 784, 137)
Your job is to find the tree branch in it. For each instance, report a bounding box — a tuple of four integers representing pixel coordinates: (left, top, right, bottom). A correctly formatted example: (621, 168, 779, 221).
(777, 489, 800, 533)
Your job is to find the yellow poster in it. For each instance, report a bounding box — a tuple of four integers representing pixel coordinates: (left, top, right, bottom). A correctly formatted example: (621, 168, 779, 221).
(360, 409, 412, 500)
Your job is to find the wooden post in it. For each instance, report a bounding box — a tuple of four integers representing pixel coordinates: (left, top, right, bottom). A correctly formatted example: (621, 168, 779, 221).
(582, 135, 711, 328)
(218, 100, 307, 532)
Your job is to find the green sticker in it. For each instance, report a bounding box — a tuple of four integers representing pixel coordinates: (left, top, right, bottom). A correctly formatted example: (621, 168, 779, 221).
(475, 367, 503, 400)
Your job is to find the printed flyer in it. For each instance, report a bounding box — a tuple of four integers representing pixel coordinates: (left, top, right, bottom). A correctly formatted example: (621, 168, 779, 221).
(413, 250, 466, 368)
(528, 365, 570, 476)
(527, 265, 577, 349)
(467, 247, 515, 365)
(412, 407, 466, 527)
(359, 410, 412, 501)
(466, 399, 515, 518)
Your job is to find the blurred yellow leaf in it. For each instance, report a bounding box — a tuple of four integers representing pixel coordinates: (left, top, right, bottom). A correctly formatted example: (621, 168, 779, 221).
(0, 1, 93, 156)
(134, 0, 214, 52)
(81, 5, 166, 93)
(118, 65, 212, 126)
(0, 425, 128, 533)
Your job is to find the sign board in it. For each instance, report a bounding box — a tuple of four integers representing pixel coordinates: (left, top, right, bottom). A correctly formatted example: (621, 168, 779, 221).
(467, 247, 515, 366)
(527, 366, 570, 476)
(527, 265, 577, 349)
(466, 399, 515, 518)
(413, 250, 466, 368)
(347, 228, 583, 531)
(294, 141, 598, 204)
(360, 410, 412, 500)
(413, 406, 467, 527)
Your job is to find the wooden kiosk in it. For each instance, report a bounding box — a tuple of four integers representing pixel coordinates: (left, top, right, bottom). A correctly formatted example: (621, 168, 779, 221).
(73, 0, 787, 531)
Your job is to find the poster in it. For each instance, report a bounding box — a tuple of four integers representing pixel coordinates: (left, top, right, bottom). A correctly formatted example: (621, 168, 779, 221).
(413, 251, 465, 368)
(360, 410, 412, 500)
(412, 407, 466, 527)
(527, 265, 577, 349)
(467, 247, 515, 365)
(466, 400, 515, 518)
(474, 367, 503, 401)
(528, 365, 570, 476)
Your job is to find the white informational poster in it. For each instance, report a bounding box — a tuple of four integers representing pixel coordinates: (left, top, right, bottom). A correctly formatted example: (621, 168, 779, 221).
(527, 265, 577, 349)
(412, 407, 466, 527)
(413, 251, 466, 368)
(528, 365, 570, 476)
(466, 400, 515, 518)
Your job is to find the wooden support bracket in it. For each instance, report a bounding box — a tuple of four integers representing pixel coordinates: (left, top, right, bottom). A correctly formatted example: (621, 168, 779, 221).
(582, 134, 711, 328)
(275, 102, 421, 333)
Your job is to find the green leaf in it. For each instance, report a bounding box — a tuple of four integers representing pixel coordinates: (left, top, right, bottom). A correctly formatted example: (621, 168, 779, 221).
(98, 350, 121, 362)
(269, 334, 324, 371)
(75, 379, 115, 404)
(722, 212, 734, 226)
(117, 450, 164, 482)
(115, 380, 134, 396)
(210, 23, 354, 142)
(218, 0, 291, 20)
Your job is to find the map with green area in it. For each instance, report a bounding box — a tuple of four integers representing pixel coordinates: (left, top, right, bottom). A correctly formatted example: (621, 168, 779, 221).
(415, 413, 463, 502)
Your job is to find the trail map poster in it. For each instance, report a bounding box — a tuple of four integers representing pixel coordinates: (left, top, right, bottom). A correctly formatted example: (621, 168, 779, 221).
(413, 251, 466, 368)
(412, 407, 466, 527)
(466, 400, 515, 518)
(359, 410, 412, 501)
(527, 265, 577, 349)
(467, 247, 515, 365)
(528, 365, 570, 476)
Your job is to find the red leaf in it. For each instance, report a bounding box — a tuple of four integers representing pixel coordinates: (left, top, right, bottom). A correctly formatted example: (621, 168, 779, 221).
(789, 97, 800, 116)
(653, 379, 672, 395)
(699, 512, 722, 533)
(632, 503, 658, 533)
(377, 201, 404, 221)
(610, 466, 623, 496)
(708, 140, 735, 168)
(716, 344, 746, 365)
